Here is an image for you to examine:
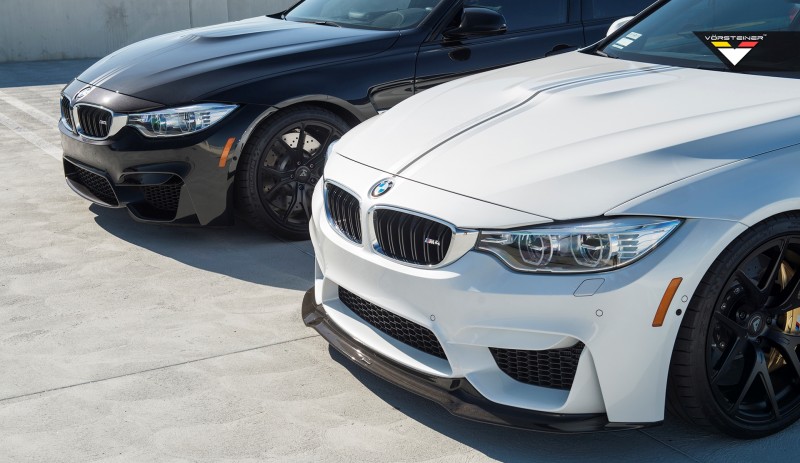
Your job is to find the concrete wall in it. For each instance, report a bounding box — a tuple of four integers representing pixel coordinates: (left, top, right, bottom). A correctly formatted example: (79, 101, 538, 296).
(0, 0, 298, 62)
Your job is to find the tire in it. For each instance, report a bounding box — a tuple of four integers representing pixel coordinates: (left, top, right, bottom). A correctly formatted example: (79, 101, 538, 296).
(236, 106, 350, 240)
(668, 213, 800, 438)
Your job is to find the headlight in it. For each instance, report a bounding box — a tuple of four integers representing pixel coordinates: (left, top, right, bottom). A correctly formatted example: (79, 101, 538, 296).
(127, 103, 237, 137)
(476, 217, 682, 273)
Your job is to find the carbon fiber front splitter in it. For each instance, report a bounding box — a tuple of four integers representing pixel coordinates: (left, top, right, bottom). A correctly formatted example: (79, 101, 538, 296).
(302, 287, 660, 433)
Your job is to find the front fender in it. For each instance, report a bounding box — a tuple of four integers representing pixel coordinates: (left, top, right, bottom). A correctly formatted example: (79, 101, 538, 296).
(608, 142, 800, 227)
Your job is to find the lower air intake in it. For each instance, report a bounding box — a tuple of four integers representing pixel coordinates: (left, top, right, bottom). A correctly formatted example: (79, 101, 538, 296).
(71, 164, 118, 206)
(490, 343, 585, 390)
(338, 286, 447, 360)
(143, 183, 182, 212)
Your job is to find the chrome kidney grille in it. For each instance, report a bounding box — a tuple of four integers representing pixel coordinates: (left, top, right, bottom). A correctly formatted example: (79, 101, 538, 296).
(372, 208, 453, 266)
(60, 96, 74, 130)
(325, 183, 362, 244)
(76, 105, 113, 139)
(325, 181, 470, 267)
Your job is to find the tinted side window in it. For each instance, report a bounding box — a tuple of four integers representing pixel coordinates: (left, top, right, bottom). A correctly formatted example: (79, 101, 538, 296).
(465, 0, 569, 31)
(591, 0, 651, 20)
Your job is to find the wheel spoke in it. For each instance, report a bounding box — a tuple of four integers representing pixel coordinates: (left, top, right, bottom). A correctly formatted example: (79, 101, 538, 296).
(756, 351, 782, 419)
(262, 165, 290, 180)
(736, 269, 768, 307)
(296, 124, 307, 155)
(775, 270, 800, 314)
(317, 127, 337, 153)
(711, 337, 747, 385)
(305, 151, 325, 169)
(765, 329, 800, 380)
(300, 187, 313, 221)
(730, 351, 760, 413)
(761, 239, 788, 300)
(714, 311, 747, 337)
(765, 326, 800, 347)
(263, 179, 294, 202)
(274, 137, 294, 158)
(282, 184, 301, 221)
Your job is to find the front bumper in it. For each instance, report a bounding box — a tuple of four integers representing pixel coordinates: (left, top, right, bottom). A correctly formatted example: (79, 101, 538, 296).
(59, 93, 271, 225)
(306, 154, 750, 427)
(303, 287, 647, 432)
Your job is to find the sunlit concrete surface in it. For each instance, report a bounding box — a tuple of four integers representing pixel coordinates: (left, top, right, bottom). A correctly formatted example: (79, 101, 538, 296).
(0, 60, 797, 462)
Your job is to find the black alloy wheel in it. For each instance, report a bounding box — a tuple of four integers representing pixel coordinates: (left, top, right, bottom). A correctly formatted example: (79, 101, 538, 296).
(237, 106, 349, 240)
(669, 214, 800, 438)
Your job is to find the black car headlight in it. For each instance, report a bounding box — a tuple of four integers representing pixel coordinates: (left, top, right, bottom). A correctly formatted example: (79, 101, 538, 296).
(127, 103, 237, 137)
(477, 217, 682, 273)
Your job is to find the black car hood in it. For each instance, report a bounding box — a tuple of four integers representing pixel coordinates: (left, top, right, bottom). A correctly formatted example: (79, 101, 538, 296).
(76, 16, 400, 106)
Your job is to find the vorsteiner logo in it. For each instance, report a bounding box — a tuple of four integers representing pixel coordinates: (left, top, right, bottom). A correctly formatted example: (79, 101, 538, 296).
(705, 35, 763, 66)
(695, 32, 771, 69)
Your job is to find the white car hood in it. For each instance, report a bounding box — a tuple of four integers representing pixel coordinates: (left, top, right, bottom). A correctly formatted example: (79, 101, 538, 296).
(338, 52, 800, 220)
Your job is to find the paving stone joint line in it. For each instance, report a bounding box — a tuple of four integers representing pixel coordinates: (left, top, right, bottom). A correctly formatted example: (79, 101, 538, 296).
(0, 334, 319, 403)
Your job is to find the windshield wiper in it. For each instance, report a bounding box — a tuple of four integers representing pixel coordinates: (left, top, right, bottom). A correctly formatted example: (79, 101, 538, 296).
(696, 65, 732, 72)
(592, 49, 617, 59)
(315, 20, 341, 27)
(295, 19, 341, 27)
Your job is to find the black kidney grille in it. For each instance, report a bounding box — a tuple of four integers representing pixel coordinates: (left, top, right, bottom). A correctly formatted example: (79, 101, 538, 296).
(373, 209, 452, 266)
(490, 343, 585, 391)
(143, 183, 182, 212)
(338, 286, 447, 360)
(326, 183, 362, 243)
(73, 165, 118, 206)
(76, 105, 113, 138)
(60, 96, 73, 130)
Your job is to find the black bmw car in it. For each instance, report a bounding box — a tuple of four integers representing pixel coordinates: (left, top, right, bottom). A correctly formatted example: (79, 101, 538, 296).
(60, 0, 652, 239)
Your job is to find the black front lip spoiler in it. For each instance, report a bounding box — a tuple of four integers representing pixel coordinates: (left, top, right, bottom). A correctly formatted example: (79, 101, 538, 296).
(302, 288, 660, 433)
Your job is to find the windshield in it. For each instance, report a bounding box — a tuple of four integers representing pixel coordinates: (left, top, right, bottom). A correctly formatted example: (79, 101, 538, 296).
(600, 0, 800, 74)
(285, 0, 445, 30)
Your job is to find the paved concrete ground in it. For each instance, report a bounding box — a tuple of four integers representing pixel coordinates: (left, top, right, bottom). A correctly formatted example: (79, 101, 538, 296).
(0, 60, 796, 462)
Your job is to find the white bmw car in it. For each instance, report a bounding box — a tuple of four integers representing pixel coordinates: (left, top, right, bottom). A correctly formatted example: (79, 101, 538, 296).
(303, 0, 800, 438)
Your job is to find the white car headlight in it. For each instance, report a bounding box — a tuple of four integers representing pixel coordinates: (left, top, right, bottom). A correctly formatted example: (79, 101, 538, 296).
(477, 217, 682, 273)
(127, 103, 237, 137)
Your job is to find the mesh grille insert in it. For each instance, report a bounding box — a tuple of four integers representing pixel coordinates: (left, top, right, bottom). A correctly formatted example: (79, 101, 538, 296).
(143, 183, 182, 212)
(338, 286, 447, 360)
(490, 343, 585, 390)
(76, 105, 113, 138)
(72, 165, 118, 206)
(373, 209, 452, 266)
(326, 183, 362, 244)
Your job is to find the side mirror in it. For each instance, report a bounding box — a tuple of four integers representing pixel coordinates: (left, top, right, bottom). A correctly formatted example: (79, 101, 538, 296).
(607, 16, 634, 37)
(444, 8, 507, 40)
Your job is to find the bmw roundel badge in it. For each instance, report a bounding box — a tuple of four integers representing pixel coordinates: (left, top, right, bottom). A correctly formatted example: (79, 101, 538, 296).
(74, 85, 94, 101)
(371, 179, 394, 198)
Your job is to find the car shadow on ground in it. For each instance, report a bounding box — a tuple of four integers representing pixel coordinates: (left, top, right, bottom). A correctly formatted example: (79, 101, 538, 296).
(327, 347, 775, 462)
(90, 205, 315, 291)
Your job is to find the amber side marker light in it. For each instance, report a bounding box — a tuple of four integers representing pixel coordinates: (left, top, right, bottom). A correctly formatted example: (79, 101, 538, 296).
(219, 137, 236, 168)
(653, 278, 683, 327)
